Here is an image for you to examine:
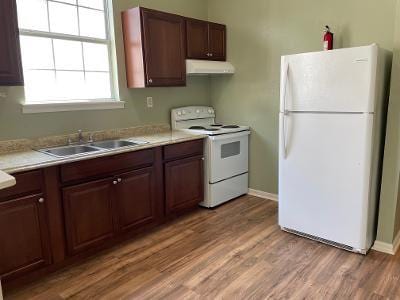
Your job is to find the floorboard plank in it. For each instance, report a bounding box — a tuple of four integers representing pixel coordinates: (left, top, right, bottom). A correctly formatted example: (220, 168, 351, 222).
(5, 196, 400, 300)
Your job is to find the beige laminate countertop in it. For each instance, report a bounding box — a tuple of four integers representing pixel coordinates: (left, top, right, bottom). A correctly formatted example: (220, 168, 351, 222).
(0, 131, 206, 175)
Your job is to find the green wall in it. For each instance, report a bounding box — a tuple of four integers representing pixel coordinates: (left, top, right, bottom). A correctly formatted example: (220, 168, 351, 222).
(207, 0, 397, 195)
(2, 0, 400, 246)
(377, 0, 400, 244)
(0, 0, 210, 141)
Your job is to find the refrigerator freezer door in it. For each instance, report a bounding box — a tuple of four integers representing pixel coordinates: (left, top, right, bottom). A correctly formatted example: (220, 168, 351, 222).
(280, 45, 378, 113)
(279, 112, 374, 250)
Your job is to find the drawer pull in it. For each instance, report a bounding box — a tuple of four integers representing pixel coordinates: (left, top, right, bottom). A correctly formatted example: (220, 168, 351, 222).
(38, 198, 45, 203)
(113, 180, 118, 185)
(117, 178, 122, 183)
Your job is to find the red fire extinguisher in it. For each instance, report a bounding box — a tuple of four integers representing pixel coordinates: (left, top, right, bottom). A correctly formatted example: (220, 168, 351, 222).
(323, 25, 334, 51)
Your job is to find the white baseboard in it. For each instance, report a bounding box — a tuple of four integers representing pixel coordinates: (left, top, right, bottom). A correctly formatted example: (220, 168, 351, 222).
(372, 230, 400, 255)
(248, 189, 278, 202)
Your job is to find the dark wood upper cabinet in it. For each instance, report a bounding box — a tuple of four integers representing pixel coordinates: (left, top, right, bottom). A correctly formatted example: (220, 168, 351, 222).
(186, 19, 209, 60)
(208, 23, 226, 61)
(0, 194, 51, 281)
(0, 0, 24, 86)
(122, 7, 186, 88)
(186, 19, 226, 61)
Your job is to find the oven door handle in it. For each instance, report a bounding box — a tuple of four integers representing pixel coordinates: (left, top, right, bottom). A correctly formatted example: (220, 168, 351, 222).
(208, 131, 250, 141)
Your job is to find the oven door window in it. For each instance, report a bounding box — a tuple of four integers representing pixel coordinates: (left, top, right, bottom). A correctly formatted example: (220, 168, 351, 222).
(221, 141, 241, 159)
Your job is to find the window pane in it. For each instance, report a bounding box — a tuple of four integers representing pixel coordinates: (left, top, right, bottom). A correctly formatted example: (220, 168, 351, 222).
(85, 72, 111, 99)
(83, 43, 109, 71)
(78, 0, 104, 10)
(49, 2, 79, 35)
(57, 0, 77, 4)
(79, 7, 106, 39)
(56, 71, 85, 100)
(24, 70, 56, 101)
(16, 0, 49, 31)
(20, 36, 54, 70)
(53, 39, 83, 70)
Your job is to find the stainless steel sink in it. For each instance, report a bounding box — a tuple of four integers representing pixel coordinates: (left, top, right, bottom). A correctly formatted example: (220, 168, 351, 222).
(39, 145, 102, 158)
(90, 140, 140, 149)
(38, 139, 148, 158)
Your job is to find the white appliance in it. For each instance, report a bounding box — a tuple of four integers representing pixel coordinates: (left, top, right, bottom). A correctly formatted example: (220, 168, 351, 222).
(186, 60, 235, 75)
(171, 106, 250, 208)
(279, 44, 389, 254)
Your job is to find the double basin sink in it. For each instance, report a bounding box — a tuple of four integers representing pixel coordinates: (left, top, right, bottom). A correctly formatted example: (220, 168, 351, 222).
(39, 139, 148, 158)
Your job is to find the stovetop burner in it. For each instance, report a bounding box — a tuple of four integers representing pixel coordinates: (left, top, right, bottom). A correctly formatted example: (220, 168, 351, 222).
(189, 126, 220, 132)
(222, 125, 240, 129)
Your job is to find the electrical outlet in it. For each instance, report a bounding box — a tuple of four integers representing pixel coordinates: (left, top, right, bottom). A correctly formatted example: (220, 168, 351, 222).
(147, 97, 153, 108)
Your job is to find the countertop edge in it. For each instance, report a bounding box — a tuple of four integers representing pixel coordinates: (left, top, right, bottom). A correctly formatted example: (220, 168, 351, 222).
(1, 134, 207, 175)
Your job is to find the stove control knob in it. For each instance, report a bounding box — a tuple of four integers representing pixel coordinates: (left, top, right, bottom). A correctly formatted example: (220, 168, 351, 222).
(196, 109, 200, 114)
(182, 110, 186, 115)
(208, 109, 213, 114)
(177, 111, 182, 116)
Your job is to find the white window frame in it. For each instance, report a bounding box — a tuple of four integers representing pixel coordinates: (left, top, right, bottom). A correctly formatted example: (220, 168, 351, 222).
(19, 0, 123, 114)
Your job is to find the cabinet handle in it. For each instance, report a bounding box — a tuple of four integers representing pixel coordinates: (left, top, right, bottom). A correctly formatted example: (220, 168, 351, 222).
(117, 178, 122, 183)
(201, 157, 205, 161)
(148, 79, 153, 83)
(38, 198, 45, 203)
(210, 53, 213, 57)
(207, 53, 211, 57)
(113, 180, 118, 185)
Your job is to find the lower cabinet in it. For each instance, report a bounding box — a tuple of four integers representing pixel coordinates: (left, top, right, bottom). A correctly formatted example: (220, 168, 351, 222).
(115, 167, 156, 233)
(63, 178, 115, 254)
(165, 155, 204, 214)
(1, 141, 205, 286)
(0, 194, 51, 280)
(62, 167, 157, 255)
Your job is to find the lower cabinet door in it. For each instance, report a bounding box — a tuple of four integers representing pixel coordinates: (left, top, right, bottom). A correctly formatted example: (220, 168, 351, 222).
(63, 178, 115, 254)
(165, 156, 204, 214)
(115, 167, 156, 233)
(0, 194, 51, 281)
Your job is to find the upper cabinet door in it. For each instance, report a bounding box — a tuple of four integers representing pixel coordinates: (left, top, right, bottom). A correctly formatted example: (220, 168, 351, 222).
(122, 7, 186, 88)
(0, 0, 24, 86)
(208, 23, 226, 61)
(186, 19, 209, 60)
(141, 8, 186, 87)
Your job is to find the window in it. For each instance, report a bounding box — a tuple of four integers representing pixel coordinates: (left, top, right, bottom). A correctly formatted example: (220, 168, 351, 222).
(16, 0, 117, 106)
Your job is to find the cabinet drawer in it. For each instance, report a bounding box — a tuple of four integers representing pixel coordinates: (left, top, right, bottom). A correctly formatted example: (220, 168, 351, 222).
(60, 149, 155, 183)
(163, 139, 204, 161)
(0, 170, 43, 200)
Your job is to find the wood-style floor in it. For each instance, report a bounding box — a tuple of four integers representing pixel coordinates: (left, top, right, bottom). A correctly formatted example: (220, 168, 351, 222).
(5, 195, 400, 299)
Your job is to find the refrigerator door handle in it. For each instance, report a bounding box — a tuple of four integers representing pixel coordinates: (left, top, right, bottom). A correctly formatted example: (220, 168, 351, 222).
(282, 112, 289, 159)
(282, 62, 290, 113)
(281, 62, 290, 158)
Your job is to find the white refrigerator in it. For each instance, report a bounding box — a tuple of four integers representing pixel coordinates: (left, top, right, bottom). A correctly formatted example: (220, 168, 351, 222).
(278, 44, 389, 254)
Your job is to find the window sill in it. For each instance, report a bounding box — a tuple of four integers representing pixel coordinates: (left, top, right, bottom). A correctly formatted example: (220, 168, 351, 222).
(22, 100, 125, 114)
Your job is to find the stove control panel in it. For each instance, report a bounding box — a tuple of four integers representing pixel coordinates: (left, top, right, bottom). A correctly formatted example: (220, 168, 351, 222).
(172, 106, 215, 121)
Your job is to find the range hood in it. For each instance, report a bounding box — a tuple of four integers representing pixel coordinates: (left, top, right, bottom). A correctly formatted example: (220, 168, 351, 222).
(186, 59, 235, 75)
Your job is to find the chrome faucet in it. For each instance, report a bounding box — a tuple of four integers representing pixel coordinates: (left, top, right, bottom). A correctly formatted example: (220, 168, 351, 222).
(78, 130, 84, 144)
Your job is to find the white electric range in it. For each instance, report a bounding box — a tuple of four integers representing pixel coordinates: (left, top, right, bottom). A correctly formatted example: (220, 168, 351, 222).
(171, 106, 250, 208)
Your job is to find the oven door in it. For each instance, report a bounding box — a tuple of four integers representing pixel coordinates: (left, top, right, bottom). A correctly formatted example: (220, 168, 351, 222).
(209, 131, 250, 183)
